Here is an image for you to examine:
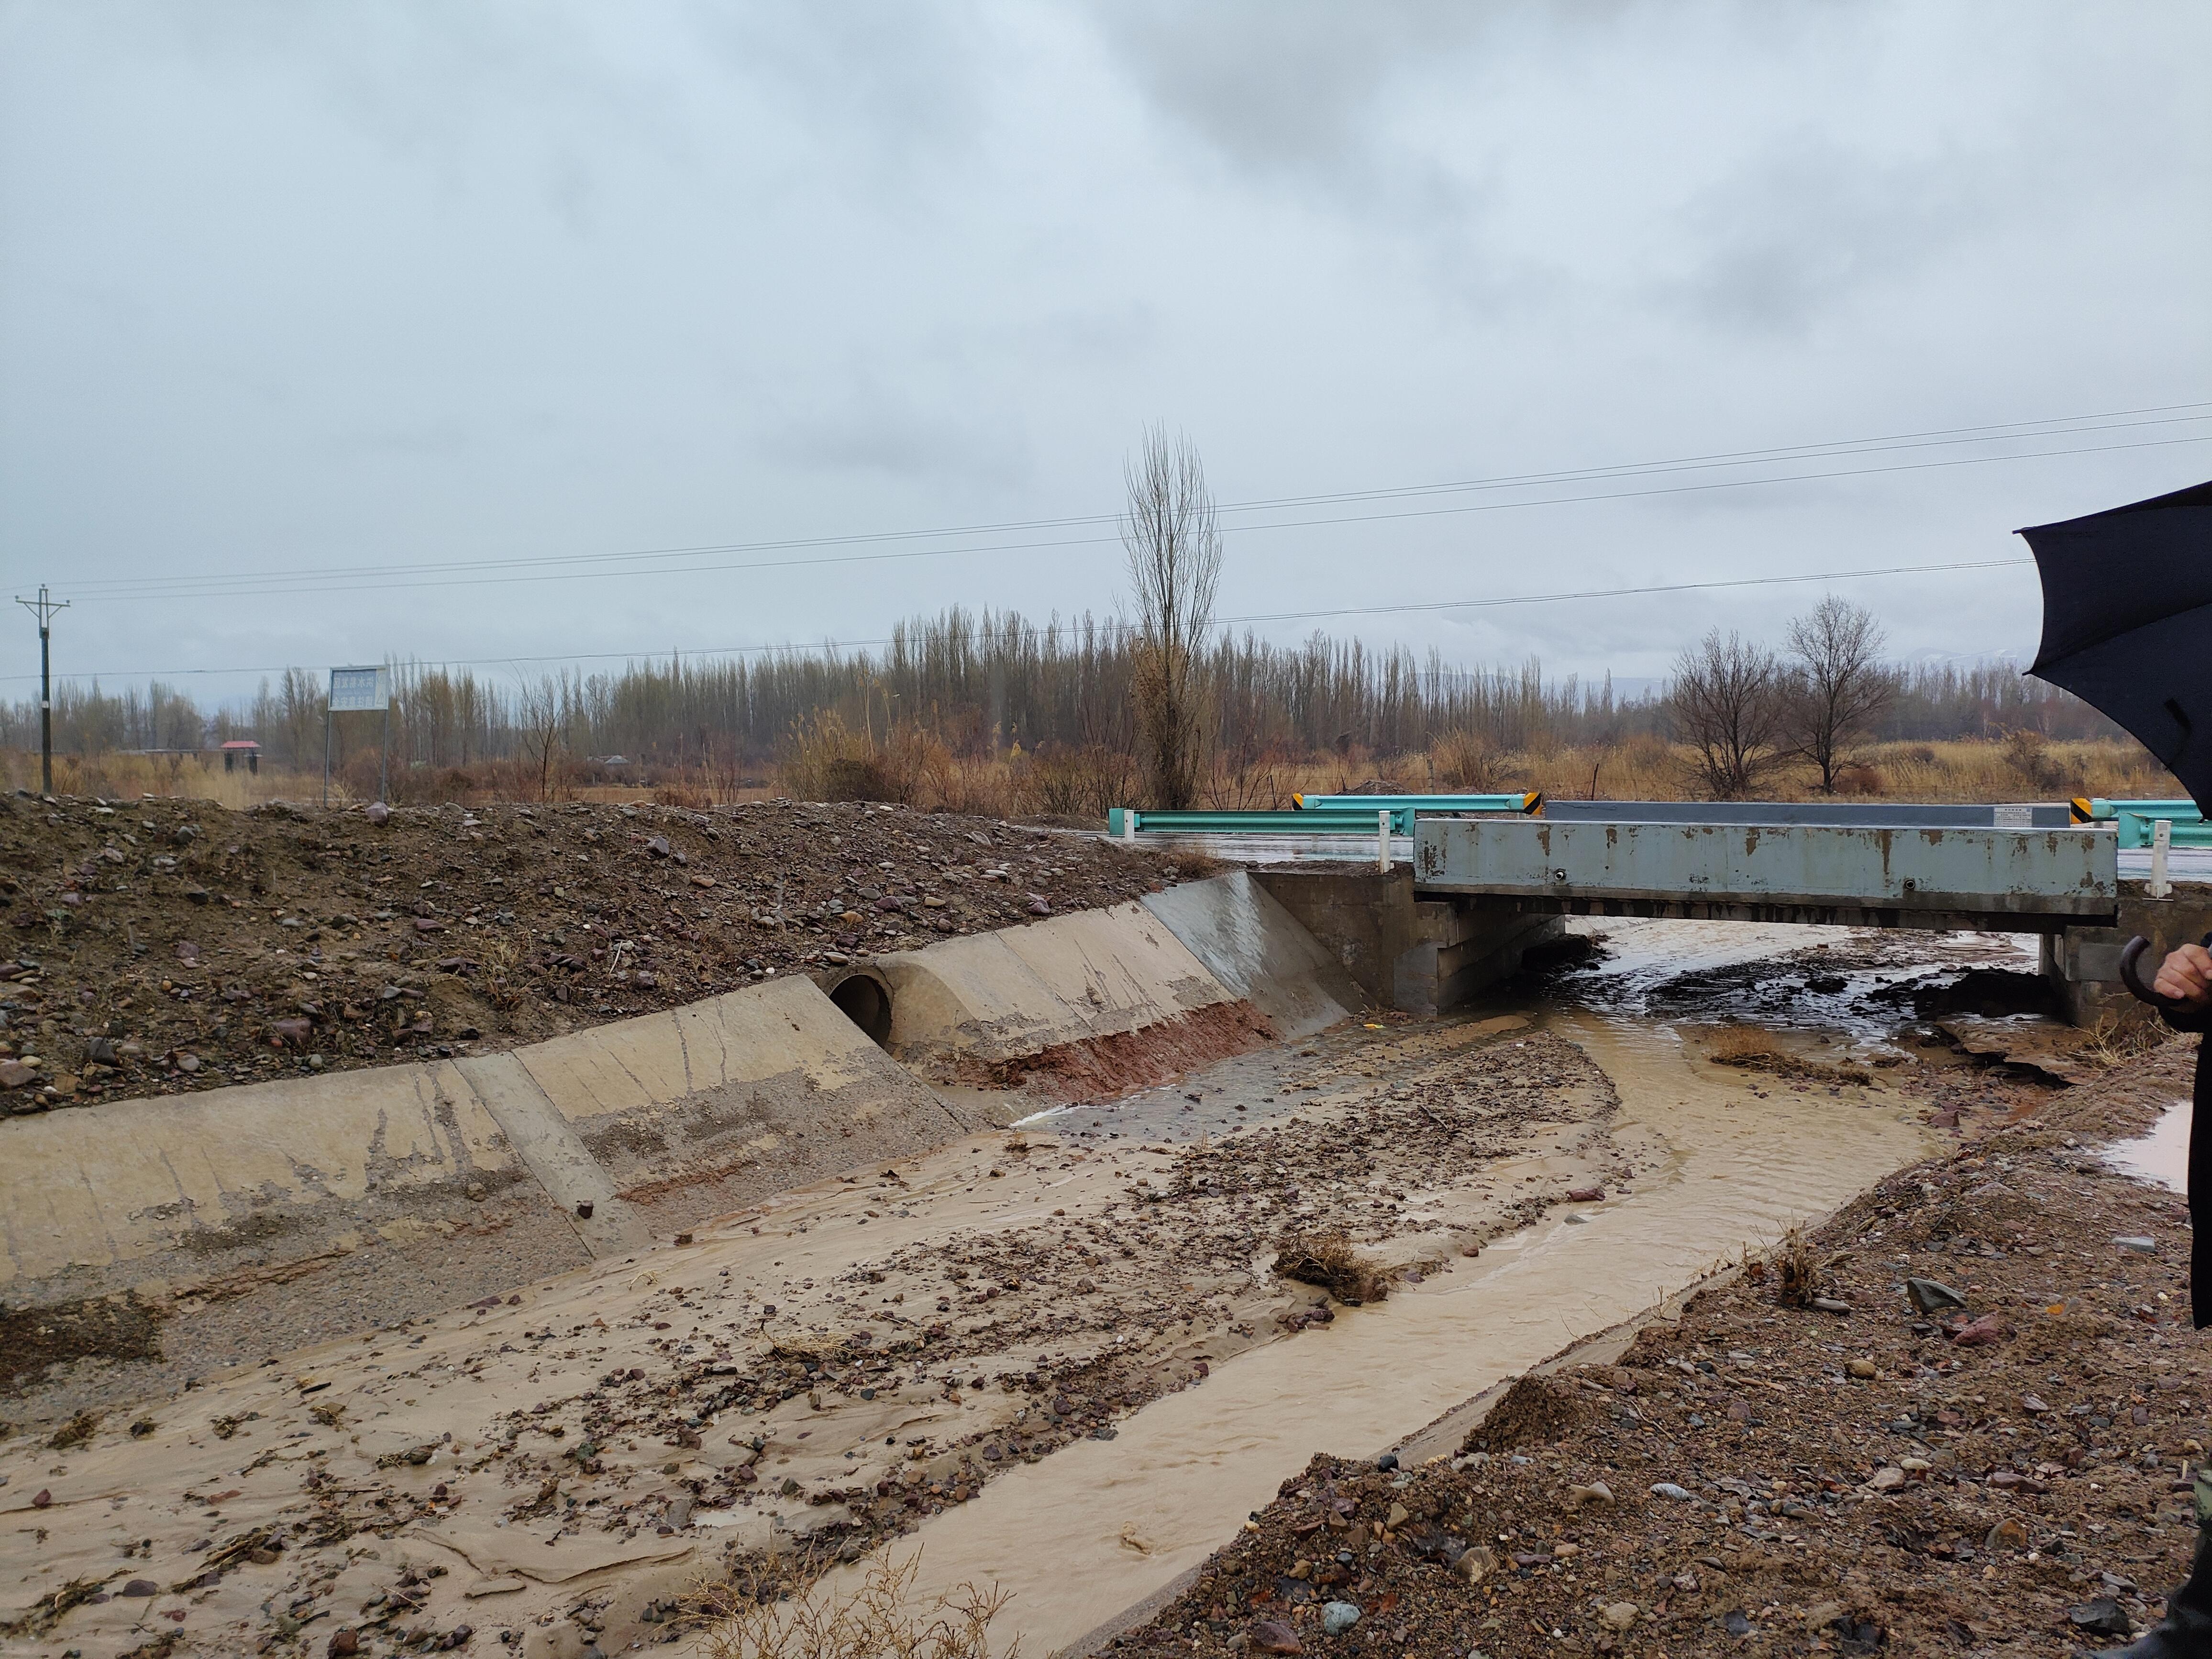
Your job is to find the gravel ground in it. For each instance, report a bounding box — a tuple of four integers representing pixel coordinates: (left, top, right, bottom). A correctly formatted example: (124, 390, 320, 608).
(0, 793, 1192, 1111)
(1112, 1039, 2205, 1658)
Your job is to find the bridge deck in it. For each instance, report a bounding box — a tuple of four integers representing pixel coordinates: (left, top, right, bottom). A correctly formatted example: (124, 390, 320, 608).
(1413, 818, 2119, 933)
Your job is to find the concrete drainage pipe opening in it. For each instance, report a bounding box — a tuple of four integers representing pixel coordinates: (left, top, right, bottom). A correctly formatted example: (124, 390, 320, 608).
(827, 969, 894, 1048)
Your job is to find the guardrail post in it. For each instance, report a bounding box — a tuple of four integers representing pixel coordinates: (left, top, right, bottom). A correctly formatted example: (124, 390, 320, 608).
(2152, 817, 2174, 898)
(1378, 808, 1392, 874)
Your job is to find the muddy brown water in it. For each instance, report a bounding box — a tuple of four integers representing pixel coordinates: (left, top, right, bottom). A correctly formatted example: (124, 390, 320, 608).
(0, 918, 2055, 1657)
(825, 921, 1980, 1654)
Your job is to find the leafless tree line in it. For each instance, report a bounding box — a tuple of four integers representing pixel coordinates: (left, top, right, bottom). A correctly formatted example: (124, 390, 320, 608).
(1667, 596, 1900, 797)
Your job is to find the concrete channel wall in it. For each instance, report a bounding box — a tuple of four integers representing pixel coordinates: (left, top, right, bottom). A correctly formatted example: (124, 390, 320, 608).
(0, 972, 981, 1399)
(2, 874, 1365, 1404)
(820, 880, 1361, 1094)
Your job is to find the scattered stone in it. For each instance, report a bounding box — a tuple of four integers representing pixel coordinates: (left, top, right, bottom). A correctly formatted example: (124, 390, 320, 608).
(1319, 1602, 1360, 1636)
(120, 1579, 157, 1596)
(1945, 1312, 2007, 1347)
(1904, 1278, 1968, 1313)
(1986, 1516, 2030, 1552)
(1846, 1357, 1877, 1379)
(1248, 1620, 1302, 1654)
(465, 1577, 526, 1598)
(2115, 1235, 2158, 1254)
(1867, 1466, 1906, 1492)
(1808, 1296, 1853, 1314)
(1600, 1601, 1639, 1632)
(1451, 1544, 1497, 1583)
(363, 802, 390, 825)
(1648, 1482, 1694, 1501)
(1564, 1481, 1615, 1508)
(1565, 1185, 1604, 1202)
(2069, 1598, 2132, 1638)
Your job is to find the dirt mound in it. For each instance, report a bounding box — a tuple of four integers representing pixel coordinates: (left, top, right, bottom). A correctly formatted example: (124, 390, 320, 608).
(0, 794, 1188, 1114)
(1868, 964, 2061, 1020)
(1459, 1372, 1592, 1455)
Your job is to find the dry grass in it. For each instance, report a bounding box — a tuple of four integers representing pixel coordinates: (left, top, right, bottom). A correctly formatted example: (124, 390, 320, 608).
(685, 1551, 1013, 1659)
(1771, 1226, 1822, 1309)
(1272, 1231, 1389, 1305)
(2081, 1013, 2167, 1068)
(45, 1410, 101, 1450)
(6, 732, 2175, 818)
(0, 749, 280, 809)
(1707, 1027, 1792, 1068)
(1704, 1027, 1872, 1085)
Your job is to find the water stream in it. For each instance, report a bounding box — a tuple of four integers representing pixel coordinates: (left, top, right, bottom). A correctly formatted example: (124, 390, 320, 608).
(819, 918, 2033, 1655)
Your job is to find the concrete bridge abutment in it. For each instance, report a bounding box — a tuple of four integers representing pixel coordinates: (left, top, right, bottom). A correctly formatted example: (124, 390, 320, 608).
(1250, 865, 1560, 1016)
(2041, 882, 2212, 1029)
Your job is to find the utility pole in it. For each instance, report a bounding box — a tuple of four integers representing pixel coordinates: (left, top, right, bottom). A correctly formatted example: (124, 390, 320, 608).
(15, 586, 67, 796)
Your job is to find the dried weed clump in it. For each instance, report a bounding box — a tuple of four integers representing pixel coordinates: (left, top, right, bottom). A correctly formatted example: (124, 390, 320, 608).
(1704, 1027, 1872, 1086)
(1771, 1226, 1822, 1308)
(686, 1552, 1013, 1659)
(2082, 1013, 2164, 1069)
(1273, 1231, 1389, 1306)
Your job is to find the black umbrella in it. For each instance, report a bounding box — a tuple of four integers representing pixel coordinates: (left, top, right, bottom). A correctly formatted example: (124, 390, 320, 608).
(2021, 477, 2212, 810)
(2021, 477, 2212, 1009)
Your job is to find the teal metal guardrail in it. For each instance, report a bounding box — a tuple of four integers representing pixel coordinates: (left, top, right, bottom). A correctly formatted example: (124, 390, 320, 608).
(1108, 806, 1418, 836)
(1292, 791, 1543, 816)
(2073, 797, 2212, 848)
(1106, 794, 1540, 837)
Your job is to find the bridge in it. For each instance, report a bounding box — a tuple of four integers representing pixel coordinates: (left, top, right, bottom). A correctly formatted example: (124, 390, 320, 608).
(1109, 799, 2212, 1026)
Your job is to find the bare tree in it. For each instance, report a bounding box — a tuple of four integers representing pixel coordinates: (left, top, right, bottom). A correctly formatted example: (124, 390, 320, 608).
(516, 674, 569, 802)
(1782, 596, 1894, 792)
(1121, 428, 1221, 808)
(1669, 629, 1785, 799)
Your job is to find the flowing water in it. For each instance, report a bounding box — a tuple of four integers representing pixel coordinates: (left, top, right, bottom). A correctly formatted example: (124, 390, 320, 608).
(823, 918, 2038, 1655)
(4, 919, 2052, 1658)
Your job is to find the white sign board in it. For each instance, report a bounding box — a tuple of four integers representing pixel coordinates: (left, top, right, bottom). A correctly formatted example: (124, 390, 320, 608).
(328, 666, 388, 713)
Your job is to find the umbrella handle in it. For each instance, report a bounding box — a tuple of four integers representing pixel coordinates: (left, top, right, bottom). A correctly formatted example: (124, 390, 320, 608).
(2119, 934, 2212, 1012)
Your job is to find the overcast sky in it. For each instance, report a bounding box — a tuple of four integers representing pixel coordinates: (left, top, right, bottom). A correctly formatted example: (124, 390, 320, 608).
(2, 1, 2207, 708)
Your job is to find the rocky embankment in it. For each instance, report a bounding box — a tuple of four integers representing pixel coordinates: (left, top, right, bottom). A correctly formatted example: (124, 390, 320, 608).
(1116, 1041, 2204, 1657)
(0, 793, 1191, 1111)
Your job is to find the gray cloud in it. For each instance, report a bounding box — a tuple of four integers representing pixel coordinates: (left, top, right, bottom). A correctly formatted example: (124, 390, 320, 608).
(0, 0, 2207, 703)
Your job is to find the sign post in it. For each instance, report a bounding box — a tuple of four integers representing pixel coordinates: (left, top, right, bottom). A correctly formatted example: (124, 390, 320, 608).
(324, 665, 392, 807)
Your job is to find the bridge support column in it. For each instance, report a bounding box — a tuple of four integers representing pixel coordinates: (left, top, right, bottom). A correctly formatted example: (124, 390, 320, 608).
(2042, 882, 2212, 1028)
(1250, 866, 1560, 1016)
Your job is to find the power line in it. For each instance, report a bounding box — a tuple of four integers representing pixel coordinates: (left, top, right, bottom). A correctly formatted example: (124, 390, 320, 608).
(1, 554, 2037, 689)
(44, 427, 2210, 607)
(45, 401, 2212, 604)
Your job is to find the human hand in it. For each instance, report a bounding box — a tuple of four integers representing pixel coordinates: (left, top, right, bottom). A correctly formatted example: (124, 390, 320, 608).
(2153, 941, 2212, 1005)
